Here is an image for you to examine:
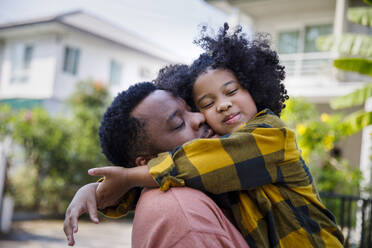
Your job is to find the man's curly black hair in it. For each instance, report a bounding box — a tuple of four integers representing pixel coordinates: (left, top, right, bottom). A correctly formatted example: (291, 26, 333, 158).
(178, 23, 288, 116)
(99, 82, 157, 167)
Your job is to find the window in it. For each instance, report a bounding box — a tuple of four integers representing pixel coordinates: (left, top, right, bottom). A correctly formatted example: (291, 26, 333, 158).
(304, 24, 333, 53)
(277, 24, 333, 54)
(63, 46, 80, 75)
(10, 44, 34, 83)
(23, 45, 33, 69)
(11, 45, 22, 72)
(278, 31, 300, 54)
(109, 60, 122, 85)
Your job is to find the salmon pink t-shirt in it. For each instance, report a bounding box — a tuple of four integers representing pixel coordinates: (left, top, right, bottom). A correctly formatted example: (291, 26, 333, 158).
(132, 187, 249, 248)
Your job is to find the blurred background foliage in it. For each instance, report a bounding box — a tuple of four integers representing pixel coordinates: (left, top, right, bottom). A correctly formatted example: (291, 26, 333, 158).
(317, 0, 372, 138)
(0, 79, 369, 214)
(281, 99, 362, 195)
(2, 0, 372, 214)
(307, 0, 372, 226)
(0, 80, 110, 214)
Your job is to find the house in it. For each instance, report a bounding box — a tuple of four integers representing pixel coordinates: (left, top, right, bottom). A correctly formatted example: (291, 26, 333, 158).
(0, 10, 182, 112)
(0, 10, 183, 233)
(205, 0, 370, 170)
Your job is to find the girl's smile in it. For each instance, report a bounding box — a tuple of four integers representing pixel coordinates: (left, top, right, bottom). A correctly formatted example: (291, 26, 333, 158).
(223, 112, 241, 125)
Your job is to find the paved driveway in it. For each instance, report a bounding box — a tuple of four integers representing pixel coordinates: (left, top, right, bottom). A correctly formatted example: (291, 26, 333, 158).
(0, 219, 132, 248)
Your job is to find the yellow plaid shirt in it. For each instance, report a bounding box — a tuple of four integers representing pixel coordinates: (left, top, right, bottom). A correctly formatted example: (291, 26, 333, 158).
(146, 109, 344, 248)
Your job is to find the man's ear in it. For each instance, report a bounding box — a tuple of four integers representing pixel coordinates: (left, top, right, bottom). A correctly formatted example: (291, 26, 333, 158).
(135, 155, 155, 167)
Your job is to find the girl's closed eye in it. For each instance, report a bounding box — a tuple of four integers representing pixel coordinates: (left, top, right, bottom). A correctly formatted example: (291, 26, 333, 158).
(226, 88, 238, 96)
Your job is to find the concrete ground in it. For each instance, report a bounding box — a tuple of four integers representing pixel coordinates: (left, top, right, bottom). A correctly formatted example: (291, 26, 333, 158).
(0, 219, 132, 248)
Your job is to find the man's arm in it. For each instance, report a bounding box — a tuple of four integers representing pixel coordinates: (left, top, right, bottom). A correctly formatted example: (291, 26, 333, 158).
(64, 183, 100, 246)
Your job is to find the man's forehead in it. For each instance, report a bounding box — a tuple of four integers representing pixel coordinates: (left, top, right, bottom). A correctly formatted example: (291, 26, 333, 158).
(131, 90, 181, 120)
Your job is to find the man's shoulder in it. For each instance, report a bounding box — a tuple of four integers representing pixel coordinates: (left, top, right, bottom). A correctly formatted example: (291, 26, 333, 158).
(132, 187, 243, 248)
(132, 188, 196, 247)
(136, 187, 211, 213)
(132, 187, 227, 247)
(134, 187, 231, 231)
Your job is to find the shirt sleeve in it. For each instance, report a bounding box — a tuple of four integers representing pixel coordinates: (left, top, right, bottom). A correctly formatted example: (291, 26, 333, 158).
(98, 187, 141, 218)
(147, 113, 301, 194)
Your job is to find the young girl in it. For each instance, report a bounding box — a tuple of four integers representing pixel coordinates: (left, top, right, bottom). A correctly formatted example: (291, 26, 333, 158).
(93, 24, 344, 247)
(178, 23, 287, 128)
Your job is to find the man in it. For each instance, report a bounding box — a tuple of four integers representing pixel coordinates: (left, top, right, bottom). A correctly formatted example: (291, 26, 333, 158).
(64, 82, 249, 248)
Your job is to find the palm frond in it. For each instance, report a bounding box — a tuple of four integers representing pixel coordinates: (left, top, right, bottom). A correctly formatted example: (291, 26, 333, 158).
(342, 110, 372, 135)
(348, 7, 372, 27)
(331, 83, 372, 109)
(333, 58, 372, 76)
(317, 34, 372, 57)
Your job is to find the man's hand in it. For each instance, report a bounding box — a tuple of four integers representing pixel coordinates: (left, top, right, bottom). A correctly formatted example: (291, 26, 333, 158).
(88, 165, 158, 209)
(63, 183, 99, 246)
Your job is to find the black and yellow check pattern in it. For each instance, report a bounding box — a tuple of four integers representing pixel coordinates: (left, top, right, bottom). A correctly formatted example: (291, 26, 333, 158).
(99, 187, 140, 218)
(147, 109, 344, 248)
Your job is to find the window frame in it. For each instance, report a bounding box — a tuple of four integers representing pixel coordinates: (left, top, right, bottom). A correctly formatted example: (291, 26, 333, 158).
(62, 46, 80, 75)
(109, 59, 122, 86)
(10, 43, 34, 84)
(277, 23, 333, 54)
(278, 30, 301, 54)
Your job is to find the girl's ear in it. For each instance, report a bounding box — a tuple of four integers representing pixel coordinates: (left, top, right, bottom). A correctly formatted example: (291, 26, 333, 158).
(135, 155, 155, 167)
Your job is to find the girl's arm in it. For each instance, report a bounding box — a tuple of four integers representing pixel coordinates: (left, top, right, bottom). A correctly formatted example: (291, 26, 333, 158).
(148, 112, 303, 194)
(90, 112, 304, 208)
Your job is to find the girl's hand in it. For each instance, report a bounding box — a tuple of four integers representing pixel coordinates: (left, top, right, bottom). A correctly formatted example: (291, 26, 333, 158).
(88, 166, 131, 210)
(88, 165, 158, 209)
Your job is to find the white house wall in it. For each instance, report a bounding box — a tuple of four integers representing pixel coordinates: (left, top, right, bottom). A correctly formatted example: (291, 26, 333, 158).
(0, 34, 58, 99)
(53, 29, 168, 100)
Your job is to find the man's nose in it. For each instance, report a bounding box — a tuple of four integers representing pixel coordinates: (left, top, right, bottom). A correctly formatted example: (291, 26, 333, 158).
(190, 112, 206, 130)
(217, 101, 232, 112)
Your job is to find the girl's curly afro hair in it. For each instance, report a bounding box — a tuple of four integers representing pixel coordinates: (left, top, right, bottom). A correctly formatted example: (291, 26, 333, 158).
(178, 23, 288, 116)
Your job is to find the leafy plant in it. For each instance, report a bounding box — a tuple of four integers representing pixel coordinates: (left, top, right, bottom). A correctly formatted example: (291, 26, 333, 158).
(317, 0, 372, 158)
(1, 80, 111, 213)
(282, 98, 362, 195)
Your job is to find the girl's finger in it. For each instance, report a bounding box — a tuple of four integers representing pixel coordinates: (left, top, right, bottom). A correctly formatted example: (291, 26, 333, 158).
(88, 167, 111, 176)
